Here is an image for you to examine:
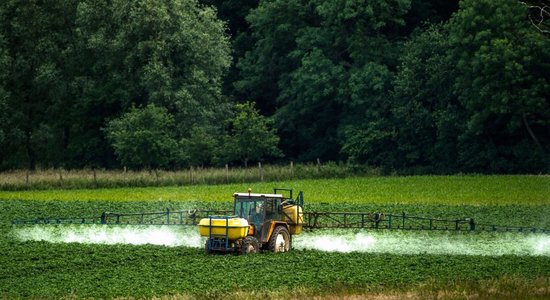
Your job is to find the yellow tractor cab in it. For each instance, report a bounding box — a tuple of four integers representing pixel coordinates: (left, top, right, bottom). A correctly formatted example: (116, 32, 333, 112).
(199, 188, 304, 254)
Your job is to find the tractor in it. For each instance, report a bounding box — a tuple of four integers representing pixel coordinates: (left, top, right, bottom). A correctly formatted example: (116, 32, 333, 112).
(198, 188, 304, 254)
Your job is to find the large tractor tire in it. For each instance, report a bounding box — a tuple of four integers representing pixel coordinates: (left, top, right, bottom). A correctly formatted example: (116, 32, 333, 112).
(269, 226, 291, 253)
(240, 236, 260, 255)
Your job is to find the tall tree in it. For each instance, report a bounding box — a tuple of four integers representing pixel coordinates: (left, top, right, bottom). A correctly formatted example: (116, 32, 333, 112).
(199, 0, 260, 102)
(223, 102, 282, 167)
(179, 125, 221, 167)
(0, 0, 231, 169)
(104, 104, 179, 170)
(389, 25, 462, 171)
(448, 0, 550, 172)
(239, 0, 411, 161)
(0, 34, 9, 156)
(0, 0, 77, 169)
(235, 0, 308, 115)
(71, 0, 231, 167)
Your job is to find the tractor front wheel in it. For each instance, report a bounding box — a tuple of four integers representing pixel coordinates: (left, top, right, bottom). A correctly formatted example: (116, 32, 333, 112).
(269, 226, 291, 253)
(240, 236, 260, 255)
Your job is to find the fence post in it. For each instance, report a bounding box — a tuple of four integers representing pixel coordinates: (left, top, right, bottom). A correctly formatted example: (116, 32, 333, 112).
(316, 158, 321, 172)
(290, 161, 294, 177)
(259, 162, 264, 181)
(402, 212, 405, 228)
(225, 164, 229, 183)
(25, 170, 29, 185)
(93, 168, 97, 187)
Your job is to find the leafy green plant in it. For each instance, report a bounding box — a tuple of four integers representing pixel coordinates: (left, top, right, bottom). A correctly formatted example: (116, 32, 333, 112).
(0, 176, 548, 299)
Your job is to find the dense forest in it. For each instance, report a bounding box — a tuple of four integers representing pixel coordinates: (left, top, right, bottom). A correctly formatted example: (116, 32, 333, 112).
(0, 0, 548, 173)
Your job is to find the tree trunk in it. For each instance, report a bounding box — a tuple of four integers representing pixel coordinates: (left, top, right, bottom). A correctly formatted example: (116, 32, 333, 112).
(522, 112, 541, 148)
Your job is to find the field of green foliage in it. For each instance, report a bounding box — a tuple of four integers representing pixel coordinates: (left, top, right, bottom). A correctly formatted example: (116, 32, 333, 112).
(1, 175, 547, 205)
(0, 175, 549, 299)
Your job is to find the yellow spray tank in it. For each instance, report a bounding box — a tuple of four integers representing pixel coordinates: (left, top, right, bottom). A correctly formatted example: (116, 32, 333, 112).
(198, 217, 249, 240)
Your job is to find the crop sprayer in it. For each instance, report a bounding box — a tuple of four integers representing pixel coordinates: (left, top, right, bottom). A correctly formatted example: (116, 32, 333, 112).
(11, 188, 550, 254)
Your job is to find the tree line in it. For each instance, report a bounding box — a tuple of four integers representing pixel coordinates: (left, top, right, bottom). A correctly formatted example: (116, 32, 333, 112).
(0, 0, 548, 173)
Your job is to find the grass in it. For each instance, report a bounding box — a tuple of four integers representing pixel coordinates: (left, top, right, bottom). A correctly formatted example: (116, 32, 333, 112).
(0, 163, 375, 191)
(0, 175, 548, 205)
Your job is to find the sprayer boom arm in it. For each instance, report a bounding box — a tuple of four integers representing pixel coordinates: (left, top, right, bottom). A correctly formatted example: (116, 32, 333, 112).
(11, 209, 550, 234)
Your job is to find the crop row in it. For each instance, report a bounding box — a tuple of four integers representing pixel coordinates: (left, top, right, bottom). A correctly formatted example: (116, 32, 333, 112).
(1, 199, 549, 298)
(1, 175, 548, 205)
(1, 238, 549, 298)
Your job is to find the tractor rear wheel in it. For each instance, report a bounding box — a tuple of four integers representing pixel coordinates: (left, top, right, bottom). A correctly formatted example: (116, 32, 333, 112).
(240, 236, 259, 255)
(269, 226, 291, 253)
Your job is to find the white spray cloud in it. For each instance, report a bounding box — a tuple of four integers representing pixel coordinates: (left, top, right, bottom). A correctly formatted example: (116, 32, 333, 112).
(295, 232, 376, 253)
(12, 226, 550, 256)
(294, 230, 550, 256)
(13, 225, 203, 247)
(532, 236, 550, 256)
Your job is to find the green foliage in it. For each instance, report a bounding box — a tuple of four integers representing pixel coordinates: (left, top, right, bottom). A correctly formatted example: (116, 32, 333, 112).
(235, 0, 307, 115)
(199, 0, 260, 102)
(105, 104, 179, 169)
(0, 0, 77, 169)
(239, 0, 411, 161)
(447, 0, 550, 172)
(0, 0, 231, 170)
(223, 102, 282, 167)
(1, 175, 548, 207)
(0, 175, 548, 297)
(0, 0, 547, 174)
(341, 0, 549, 173)
(0, 90, 7, 149)
(389, 24, 462, 170)
(0, 35, 8, 148)
(179, 126, 221, 167)
(72, 0, 231, 167)
(0, 197, 549, 298)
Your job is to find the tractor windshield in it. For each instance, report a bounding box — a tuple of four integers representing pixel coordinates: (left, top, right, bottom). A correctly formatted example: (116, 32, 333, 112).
(234, 198, 265, 226)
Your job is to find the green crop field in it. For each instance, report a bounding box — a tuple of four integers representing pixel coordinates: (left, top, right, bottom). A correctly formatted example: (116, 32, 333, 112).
(1, 175, 549, 299)
(1, 175, 548, 205)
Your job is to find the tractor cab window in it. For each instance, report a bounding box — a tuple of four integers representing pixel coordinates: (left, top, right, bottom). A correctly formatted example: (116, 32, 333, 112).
(264, 197, 281, 219)
(234, 198, 265, 225)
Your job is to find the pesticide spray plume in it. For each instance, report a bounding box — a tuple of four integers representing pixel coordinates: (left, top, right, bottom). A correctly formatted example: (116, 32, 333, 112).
(13, 225, 203, 248)
(294, 230, 550, 256)
(12, 226, 550, 256)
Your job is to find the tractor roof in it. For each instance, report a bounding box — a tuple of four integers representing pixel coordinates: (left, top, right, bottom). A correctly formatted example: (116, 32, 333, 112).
(233, 193, 284, 198)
